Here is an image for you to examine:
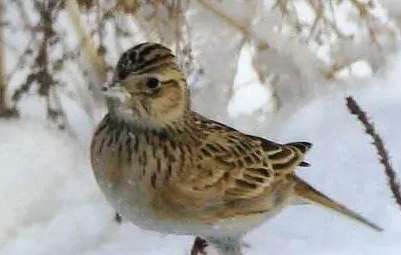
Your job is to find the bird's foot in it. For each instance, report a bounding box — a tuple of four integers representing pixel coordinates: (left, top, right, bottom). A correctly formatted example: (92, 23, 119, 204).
(191, 237, 208, 255)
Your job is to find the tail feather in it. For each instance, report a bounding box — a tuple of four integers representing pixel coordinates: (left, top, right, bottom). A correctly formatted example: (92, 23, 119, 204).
(293, 175, 383, 232)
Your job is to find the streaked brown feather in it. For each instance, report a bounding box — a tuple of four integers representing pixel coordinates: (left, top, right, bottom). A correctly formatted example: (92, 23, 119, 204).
(177, 113, 311, 203)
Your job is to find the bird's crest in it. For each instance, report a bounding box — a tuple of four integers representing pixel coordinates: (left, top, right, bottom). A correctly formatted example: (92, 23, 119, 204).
(115, 42, 177, 80)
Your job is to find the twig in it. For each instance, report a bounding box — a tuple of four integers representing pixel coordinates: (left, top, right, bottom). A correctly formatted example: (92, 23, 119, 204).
(65, 0, 107, 118)
(0, 0, 7, 115)
(346, 96, 401, 211)
(0, 0, 18, 118)
(195, 0, 270, 49)
(65, 0, 107, 85)
(196, 0, 249, 36)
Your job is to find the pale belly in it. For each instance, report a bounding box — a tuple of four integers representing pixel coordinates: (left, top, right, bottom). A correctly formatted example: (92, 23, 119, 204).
(105, 184, 287, 238)
(94, 165, 291, 238)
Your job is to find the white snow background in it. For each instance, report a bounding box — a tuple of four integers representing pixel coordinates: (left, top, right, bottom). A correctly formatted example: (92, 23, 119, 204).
(1, 1, 401, 252)
(1, 49, 401, 255)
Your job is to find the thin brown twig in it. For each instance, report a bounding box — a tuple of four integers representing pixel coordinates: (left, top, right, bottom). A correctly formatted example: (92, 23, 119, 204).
(346, 96, 401, 211)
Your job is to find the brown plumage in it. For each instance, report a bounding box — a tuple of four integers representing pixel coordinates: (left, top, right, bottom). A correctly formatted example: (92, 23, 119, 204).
(91, 43, 381, 255)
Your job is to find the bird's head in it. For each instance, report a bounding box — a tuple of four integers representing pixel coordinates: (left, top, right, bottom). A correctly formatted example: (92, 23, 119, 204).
(104, 43, 189, 128)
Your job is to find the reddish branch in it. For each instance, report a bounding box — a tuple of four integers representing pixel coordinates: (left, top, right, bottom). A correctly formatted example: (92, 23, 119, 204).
(346, 96, 401, 211)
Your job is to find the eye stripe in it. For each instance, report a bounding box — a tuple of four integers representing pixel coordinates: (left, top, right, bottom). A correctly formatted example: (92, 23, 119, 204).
(161, 79, 178, 84)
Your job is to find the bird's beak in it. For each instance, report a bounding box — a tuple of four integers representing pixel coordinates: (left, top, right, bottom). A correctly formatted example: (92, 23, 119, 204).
(101, 80, 128, 102)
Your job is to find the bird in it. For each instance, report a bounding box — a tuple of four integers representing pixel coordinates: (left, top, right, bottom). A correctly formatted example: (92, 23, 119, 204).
(90, 42, 382, 255)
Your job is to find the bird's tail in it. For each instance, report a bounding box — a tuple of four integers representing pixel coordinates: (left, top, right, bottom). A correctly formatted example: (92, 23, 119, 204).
(292, 175, 383, 232)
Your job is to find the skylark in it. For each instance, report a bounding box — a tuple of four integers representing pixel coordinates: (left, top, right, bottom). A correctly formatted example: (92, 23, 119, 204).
(90, 43, 382, 255)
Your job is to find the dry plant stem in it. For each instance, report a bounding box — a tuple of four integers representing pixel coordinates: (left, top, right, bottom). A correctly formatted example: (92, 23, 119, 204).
(9, 1, 71, 125)
(191, 237, 208, 255)
(65, 0, 107, 85)
(346, 96, 401, 211)
(66, 0, 108, 119)
(196, 0, 249, 36)
(0, 0, 6, 114)
(39, 1, 61, 126)
(0, 0, 17, 117)
(196, 0, 275, 109)
(195, 0, 269, 49)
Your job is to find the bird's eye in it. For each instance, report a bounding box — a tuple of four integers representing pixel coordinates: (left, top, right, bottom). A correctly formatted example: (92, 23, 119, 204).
(145, 77, 160, 89)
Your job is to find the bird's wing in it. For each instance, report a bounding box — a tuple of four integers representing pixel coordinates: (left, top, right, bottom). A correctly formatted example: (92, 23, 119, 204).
(179, 115, 312, 202)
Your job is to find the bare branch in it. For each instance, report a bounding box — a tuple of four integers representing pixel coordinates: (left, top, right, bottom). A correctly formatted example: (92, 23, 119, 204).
(346, 96, 401, 211)
(0, 0, 18, 118)
(195, 0, 270, 49)
(0, 0, 7, 114)
(65, 0, 107, 85)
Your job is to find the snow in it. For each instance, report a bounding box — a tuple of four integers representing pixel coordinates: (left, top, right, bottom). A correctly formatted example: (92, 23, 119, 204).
(1, 0, 401, 253)
(1, 50, 401, 255)
(2, 1, 401, 250)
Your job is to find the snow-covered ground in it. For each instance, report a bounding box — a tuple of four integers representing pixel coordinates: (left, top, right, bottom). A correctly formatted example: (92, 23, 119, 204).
(2, 53, 401, 255)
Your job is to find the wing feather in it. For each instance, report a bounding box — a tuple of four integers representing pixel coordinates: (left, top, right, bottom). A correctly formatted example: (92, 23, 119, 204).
(184, 116, 312, 202)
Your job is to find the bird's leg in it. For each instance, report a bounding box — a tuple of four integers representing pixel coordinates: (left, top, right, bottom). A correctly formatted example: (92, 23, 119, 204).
(191, 237, 208, 255)
(206, 236, 243, 255)
(114, 212, 122, 223)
